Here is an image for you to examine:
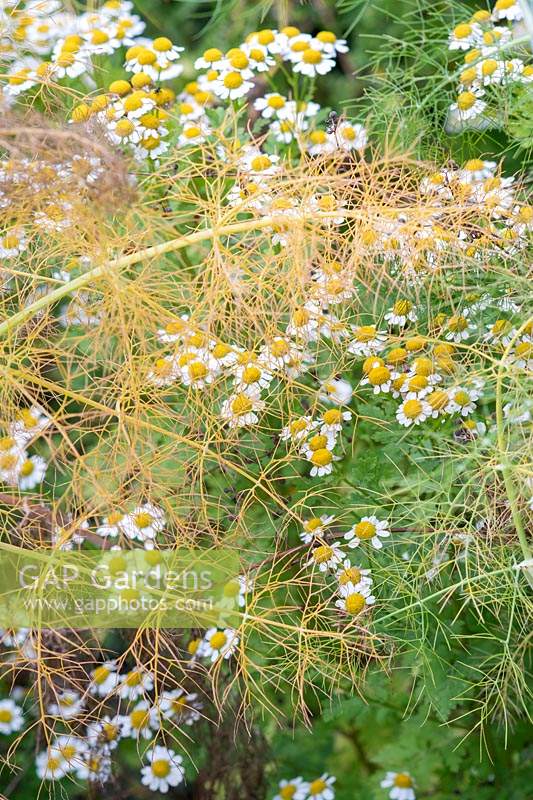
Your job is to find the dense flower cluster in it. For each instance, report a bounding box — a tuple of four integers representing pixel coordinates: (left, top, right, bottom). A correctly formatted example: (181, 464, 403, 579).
(446, 0, 532, 129)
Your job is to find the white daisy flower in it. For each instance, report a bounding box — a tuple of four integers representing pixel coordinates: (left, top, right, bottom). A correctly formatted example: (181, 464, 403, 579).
(177, 120, 211, 148)
(314, 30, 349, 54)
(35, 750, 69, 781)
(273, 777, 309, 800)
(240, 148, 280, 180)
(336, 581, 376, 614)
(254, 93, 289, 118)
(141, 746, 185, 793)
(445, 387, 481, 416)
(233, 362, 274, 394)
(74, 748, 112, 783)
(118, 667, 154, 700)
(0, 228, 27, 258)
(306, 773, 336, 799)
(384, 300, 418, 327)
(344, 516, 390, 550)
(449, 89, 487, 122)
(319, 377, 353, 405)
(318, 408, 352, 435)
(396, 395, 432, 427)
(307, 543, 345, 572)
(220, 390, 265, 428)
(16, 455, 47, 490)
(202, 627, 239, 662)
(119, 700, 159, 740)
(51, 735, 87, 771)
(212, 71, 254, 100)
(425, 389, 450, 418)
(280, 416, 315, 443)
(97, 511, 127, 538)
(48, 690, 84, 720)
(88, 660, 119, 696)
(159, 688, 203, 724)
(445, 314, 475, 342)
(492, 0, 522, 22)
(335, 121, 367, 151)
(121, 503, 165, 542)
(300, 514, 335, 544)
(348, 325, 387, 357)
(381, 771, 416, 800)
(0, 699, 24, 734)
(9, 405, 51, 443)
(448, 22, 481, 50)
(292, 46, 336, 77)
(335, 560, 373, 590)
(360, 364, 392, 394)
(86, 716, 122, 751)
(194, 47, 225, 71)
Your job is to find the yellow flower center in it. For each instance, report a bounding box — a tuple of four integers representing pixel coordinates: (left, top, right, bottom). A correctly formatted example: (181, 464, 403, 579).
(393, 299, 411, 315)
(309, 779, 327, 795)
(290, 418, 308, 435)
(125, 670, 142, 687)
(403, 399, 423, 419)
(394, 774, 413, 788)
(311, 449, 333, 467)
(323, 409, 342, 425)
(250, 154, 272, 171)
(152, 759, 171, 778)
(242, 366, 261, 384)
(280, 786, 296, 800)
(454, 23, 472, 39)
(427, 390, 448, 411)
(188, 361, 208, 380)
(454, 390, 470, 406)
(339, 567, 362, 586)
(368, 366, 391, 386)
(457, 91, 476, 111)
(345, 593, 366, 614)
(317, 30, 336, 43)
(0, 709, 13, 722)
(92, 666, 110, 684)
(308, 434, 328, 451)
(223, 71, 244, 89)
(257, 29, 275, 45)
(153, 37, 173, 52)
(267, 94, 285, 109)
(129, 709, 150, 730)
(313, 545, 333, 564)
(303, 48, 322, 64)
(203, 47, 222, 62)
(387, 348, 407, 364)
(209, 631, 227, 650)
(355, 521, 376, 539)
(448, 315, 468, 332)
(135, 512, 153, 529)
(231, 394, 253, 415)
(20, 460, 35, 476)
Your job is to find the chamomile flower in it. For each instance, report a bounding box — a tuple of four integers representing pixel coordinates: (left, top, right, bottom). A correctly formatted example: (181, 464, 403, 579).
(307, 543, 345, 572)
(233, 361, 274, 394)
(118, 667, 154, 700)
(221, 389, 265, 428)
(86, 716, 122, 751)
(212, 71, 254, 100)
(194, 47, 225, 70)
(48, 690, 84, 719)
(445, 314, 475, 342)
(88, 660, 119, 696)
(361, 364, 393, 394)
(240, 148, 280, 180)
(300, 514, 335, 544)
(381, 772, 416, 800)
(177, 120, 211, 147)
(396, 395, 432, 427)
(446, 386, 480, 416)
(286, 305, 320, 341)
(384, 300, 418, 327)
(16, 454, 47, 490)
(120, 700, 159, 740)
(122, 503, 165, 542)
(180, 352, 218, 388)
(319, 408, 352, 434)
(425, 389, 450, 418)
(509, 339, 533, 370)
(159, 688, 203, 724)
(36, 750, 69, 781)
(448, 22, 481, 50)
(449, 89, 487, 121)
(348, 325, 387, 357)
(336, 581, 376, 614)
(307, 773, 336, 799)
(492, 0, 522, 22)
(335, 560, 372, 590)
(314, 30, 349, 54)
(0, 228, 27, 258)
(292, 46, 336, 77)
(202, 627, 239, 661)
(484, 318, 514, 346)
(75, 749, 112, 783)
(273, 777, 309, 800)
(242, 42, 276, 71)
(10, 406, 51, 442)
(319, 377, 353, 405)
(254, 93, 288, 118)
(0, 699, 24, 734)
(344, 516, 390, 550)
(141, 746, 185, 793)
(51, 735, 87, 771)
(280, 416, 315, 443)
(335, 121, 367, 151)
